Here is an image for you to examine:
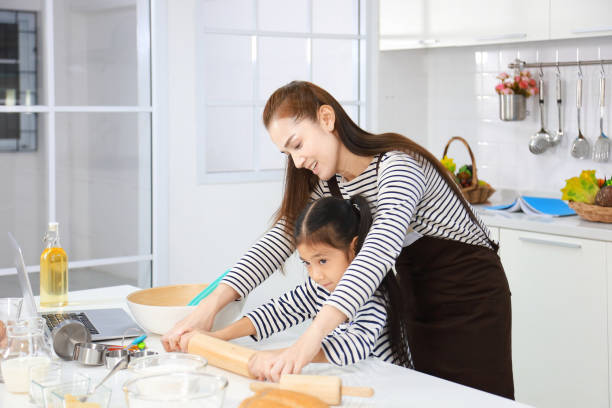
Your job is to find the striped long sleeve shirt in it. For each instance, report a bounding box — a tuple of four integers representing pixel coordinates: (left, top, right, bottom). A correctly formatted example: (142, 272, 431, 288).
(245, 277, 396, 366)
(222, 151, 494, 320)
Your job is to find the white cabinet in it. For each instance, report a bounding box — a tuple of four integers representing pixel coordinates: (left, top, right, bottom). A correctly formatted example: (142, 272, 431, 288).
(488, 226, 500, 242)
(379, 0, 549, 50)
(499, 229, 608, 408)
(550, 0, 612, 39)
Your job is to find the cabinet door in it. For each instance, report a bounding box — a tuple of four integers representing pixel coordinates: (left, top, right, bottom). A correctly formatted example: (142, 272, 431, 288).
(499, 229, 608, 408)
(379, 0, 549, 50)
(551, 0, 612, 39)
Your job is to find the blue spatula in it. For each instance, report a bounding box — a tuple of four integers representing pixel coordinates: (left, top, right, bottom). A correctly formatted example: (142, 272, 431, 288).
(187, 269, 230, 306)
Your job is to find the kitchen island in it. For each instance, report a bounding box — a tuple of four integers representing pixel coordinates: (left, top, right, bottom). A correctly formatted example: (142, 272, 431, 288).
(1, 285, 532, 407)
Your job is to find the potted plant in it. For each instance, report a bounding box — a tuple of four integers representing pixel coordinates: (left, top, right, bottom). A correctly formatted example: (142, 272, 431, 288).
(496, 70, 538, 121)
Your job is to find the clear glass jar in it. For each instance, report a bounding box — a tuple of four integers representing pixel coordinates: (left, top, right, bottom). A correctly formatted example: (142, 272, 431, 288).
(0, 317, 54, 393)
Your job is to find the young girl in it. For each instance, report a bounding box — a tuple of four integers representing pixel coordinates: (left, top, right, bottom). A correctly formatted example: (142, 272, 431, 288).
(181, 195, 411, 379)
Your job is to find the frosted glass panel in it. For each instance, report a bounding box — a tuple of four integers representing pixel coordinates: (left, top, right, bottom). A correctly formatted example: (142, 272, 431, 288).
(0, 113, 47, 268)
(206, 107, 253, 172)
(258, 37, 309, 100)
(55, 113, 152, 261)
(202, 0, 254, 30)
(256, 107, 286, 170)
(313, 0, 358, 34)
(312, 39, 358, 101)
(202, 35, 253, 102)
(54, 0, 151, 106)
(258, 0, 309, 33)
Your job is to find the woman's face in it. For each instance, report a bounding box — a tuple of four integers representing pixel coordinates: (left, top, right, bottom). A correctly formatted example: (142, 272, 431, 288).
(268, 109, 340, 181)
(297, 241, 355, 292)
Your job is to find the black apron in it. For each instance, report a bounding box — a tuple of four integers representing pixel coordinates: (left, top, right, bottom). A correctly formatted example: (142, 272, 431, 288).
(327, 160, 514, 400)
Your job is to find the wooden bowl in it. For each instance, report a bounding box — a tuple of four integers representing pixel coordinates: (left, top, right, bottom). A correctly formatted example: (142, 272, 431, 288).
(126, 284, 245, 335)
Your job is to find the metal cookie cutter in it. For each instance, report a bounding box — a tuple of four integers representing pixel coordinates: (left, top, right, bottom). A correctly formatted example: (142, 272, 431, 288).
(73, 342, 107, 366)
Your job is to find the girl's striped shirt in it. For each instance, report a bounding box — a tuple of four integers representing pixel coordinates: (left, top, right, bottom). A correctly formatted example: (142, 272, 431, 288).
(245, 277, 399, 366)
(222, 150, 495, 320)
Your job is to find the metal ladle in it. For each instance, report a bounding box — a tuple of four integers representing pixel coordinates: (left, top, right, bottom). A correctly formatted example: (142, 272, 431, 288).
(570, 64, 591, 159)
(529, 68, 551, 154)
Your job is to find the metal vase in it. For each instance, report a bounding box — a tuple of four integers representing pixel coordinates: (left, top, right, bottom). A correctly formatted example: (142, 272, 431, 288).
(499, 94, 526, 121)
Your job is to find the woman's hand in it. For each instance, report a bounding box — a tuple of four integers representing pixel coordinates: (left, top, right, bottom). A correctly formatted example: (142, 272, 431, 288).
(177, 329, 225, 352)
(161, 283, 239, 352)
(161, 305, 215, 352)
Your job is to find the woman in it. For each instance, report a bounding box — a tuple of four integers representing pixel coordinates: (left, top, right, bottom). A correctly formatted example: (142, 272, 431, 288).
(162, 81, 513, 399)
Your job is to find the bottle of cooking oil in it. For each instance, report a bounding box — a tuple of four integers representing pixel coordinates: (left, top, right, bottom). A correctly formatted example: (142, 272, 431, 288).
(40, 222, 68, 307)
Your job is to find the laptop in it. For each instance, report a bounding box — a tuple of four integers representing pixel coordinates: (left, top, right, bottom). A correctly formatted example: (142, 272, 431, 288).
(8, 232, 144, 341)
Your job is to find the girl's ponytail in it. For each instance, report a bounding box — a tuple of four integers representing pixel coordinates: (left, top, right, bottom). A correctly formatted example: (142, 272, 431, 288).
(348, 195, 372, 254)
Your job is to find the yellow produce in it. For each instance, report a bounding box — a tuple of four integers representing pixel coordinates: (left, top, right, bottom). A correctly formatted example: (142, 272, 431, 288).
(561, 170, 600, 204)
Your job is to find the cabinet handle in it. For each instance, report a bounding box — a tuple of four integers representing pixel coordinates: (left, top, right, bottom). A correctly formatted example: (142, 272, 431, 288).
(572, 26, 612, 34)
(518, 237, 582, 249)
(475, 33, 527, 42)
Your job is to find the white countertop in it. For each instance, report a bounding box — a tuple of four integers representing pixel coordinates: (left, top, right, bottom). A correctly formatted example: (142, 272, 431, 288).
(2, 285, 533, 408)
(475, 190, 612, 242)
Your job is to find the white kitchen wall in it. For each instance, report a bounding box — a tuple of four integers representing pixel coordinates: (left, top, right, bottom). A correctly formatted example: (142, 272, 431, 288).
(378, 37, 612, 195)
(166, 0, 304, 310)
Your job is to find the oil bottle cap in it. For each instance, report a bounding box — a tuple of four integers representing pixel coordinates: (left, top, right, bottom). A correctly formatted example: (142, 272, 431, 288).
(48, 222, 59, 232)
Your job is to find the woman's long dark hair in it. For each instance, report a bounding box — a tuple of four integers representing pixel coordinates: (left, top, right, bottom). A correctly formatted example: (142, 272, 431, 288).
(294, 195, 412, 368)
(264, 80, 486, 248)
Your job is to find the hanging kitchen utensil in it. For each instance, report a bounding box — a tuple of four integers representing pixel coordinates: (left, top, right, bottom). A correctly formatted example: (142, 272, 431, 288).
(548, 63, 563, 146)
(529, 67, 550, 154)
(570, 64, 591, 159)
(593, 64, 610, 162)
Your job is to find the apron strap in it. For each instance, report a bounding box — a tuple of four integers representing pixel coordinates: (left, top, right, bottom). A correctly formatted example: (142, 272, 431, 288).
(327, 175, 342, 198)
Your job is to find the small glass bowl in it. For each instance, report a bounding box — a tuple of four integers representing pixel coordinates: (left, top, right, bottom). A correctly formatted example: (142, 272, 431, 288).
(123, 372, 227, 408)
(127, 352, 207, 376)
(47, 379, 111, 408)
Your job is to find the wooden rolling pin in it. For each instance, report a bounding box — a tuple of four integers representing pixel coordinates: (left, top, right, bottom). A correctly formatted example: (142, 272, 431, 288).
(188, 333, 256, 378)
(250, 374, 374, 406)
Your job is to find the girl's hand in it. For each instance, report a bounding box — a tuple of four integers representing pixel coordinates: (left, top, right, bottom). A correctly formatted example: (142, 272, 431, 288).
(248, 349, 286, 381)
(250, 325, 326, 382)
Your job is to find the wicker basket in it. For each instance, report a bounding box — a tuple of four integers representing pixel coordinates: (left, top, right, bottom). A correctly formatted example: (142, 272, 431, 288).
(568, 201, 612, 223)
(442, 136, 495, 205)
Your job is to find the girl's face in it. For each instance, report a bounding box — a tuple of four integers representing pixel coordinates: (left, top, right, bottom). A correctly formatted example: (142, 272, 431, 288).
(268, 108, 340, 181)
(297, 239, 356, 292)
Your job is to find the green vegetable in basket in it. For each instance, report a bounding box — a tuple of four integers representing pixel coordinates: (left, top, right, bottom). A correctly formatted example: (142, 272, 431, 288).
(561, 170, 600, 204)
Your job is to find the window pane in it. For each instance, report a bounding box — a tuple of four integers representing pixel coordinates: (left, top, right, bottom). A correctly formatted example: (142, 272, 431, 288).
(0, 3, 44, 106)
(258, 0, 309, 33)
(201, 0, 254, 30)
(256, 107, 285, 170)
(258, 37, 309, 100)
(202, 34, 253, 102)
(0, 113, 47, 268)
(313, 0, 358, 34)
(55, 113, 151, 261)
(205, 106, 253, 172)
(342, 105, 358, 124)
(0, 261, 149, 297)
(53, 0, 151, 106)
(312, 39, 358, 101)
